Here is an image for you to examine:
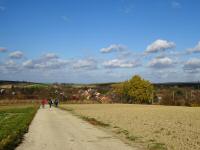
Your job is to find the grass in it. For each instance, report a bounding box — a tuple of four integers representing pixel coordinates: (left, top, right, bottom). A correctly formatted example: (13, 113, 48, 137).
(24, 83, 48, 89)
(80, 116, 110, 127)
(148, 143, 167, 150)
(0, 105, 38, 150)
(60, 104, 200, 150)
(59, 106, 109, 127)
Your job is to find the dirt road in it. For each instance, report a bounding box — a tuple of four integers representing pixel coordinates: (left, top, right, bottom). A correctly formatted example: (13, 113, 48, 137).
(16, 106, 137, 150)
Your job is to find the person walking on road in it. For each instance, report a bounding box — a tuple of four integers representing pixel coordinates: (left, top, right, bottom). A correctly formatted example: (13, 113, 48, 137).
(48, 99, 53, 108)
(54, 99, 59, 107)
(41, 99, 47, 108)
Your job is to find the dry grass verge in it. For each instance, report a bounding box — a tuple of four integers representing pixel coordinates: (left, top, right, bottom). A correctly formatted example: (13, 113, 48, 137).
(80, 116, 110, 127)
(59, 106, 109, 127)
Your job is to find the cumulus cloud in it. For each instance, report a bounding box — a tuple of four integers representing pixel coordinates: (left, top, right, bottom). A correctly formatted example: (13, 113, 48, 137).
(0, 60, 21, 73)
(0, 47, 7, 52)
(22, 53, 64, 70)
(148, 57, 174, 69)
(183, 58, 200, 73)
(145, 39, 175, 54)
(100, 44, 126, 53)
(187, 41, 200, 53)
(4, 60, 18, 69)
(35, 60, 68, 70)
(9, 51, 24, 59)
(72, 58, 97, 70)
(103, 59, 139, 68)
(23, 58, 68, 70)
(22, 60, 35, 69)
(23, 55, 97, 71)
(43, 53, 59, 60)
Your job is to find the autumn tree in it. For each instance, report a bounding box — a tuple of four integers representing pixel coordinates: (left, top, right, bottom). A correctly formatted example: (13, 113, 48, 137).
(113, 75, 154, 104)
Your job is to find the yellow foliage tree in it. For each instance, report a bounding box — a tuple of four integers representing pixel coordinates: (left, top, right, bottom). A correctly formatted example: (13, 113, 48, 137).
(113, 75, 154, 104)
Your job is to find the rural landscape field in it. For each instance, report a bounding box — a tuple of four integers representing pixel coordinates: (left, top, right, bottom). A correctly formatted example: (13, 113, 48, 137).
(1, 0, 200, 150)
(60, 104, 200, 150)
(0, 79, 200, 150)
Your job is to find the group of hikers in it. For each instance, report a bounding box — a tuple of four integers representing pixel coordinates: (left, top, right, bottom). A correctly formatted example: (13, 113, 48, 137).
(41, 98, 59, 108)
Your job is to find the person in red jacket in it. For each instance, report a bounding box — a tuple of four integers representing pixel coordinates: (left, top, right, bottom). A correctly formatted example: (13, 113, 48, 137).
(41, 99, 47, 108)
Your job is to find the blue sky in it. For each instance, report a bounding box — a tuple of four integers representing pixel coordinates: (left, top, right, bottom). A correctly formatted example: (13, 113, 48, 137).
(0, 0, 200, 83)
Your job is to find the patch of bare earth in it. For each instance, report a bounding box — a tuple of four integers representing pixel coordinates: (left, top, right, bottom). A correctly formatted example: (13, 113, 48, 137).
(60, 104, 200, 150)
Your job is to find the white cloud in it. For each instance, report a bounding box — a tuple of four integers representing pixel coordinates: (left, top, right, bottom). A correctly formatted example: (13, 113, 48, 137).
(23, 58, 68, 70)
(9, 51, 24, 59)
(5, 60, 16, 67)
(100, 44, 126, 53)
(103, 59, 139, 68)
(43, 53, 59, 60)
(22, 60, 34, 69)
(72, 58, 97, 70)
(187, 41, 200, 53)
(183, 58, 200, 73)
(0, 60, 20, 73)
(23, 56, 96, 71)
(22, 53, 62, 70)
(145, 39, 175, 54)
(148, 57, 174, 69)
(171, 1, 181, 8)
(22, 52, 69, 70)
(0, 47, 7, 52)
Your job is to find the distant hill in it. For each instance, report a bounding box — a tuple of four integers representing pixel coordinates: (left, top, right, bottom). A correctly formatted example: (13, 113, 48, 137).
(154, 82, 200, 88)
(0, 80, 34, 85)
(0, 80, 200, 88)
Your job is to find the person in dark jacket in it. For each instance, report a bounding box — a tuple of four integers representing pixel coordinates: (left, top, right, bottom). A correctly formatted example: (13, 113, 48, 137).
(54, 99, 59, 107)
(48, 99, 53, 108)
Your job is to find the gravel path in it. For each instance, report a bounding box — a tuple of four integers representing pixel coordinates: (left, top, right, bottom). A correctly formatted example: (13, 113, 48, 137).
(16, 106, 137, 150)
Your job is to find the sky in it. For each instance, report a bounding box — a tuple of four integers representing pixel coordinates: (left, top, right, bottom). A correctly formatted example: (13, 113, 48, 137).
(0, 0, 200, 83)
